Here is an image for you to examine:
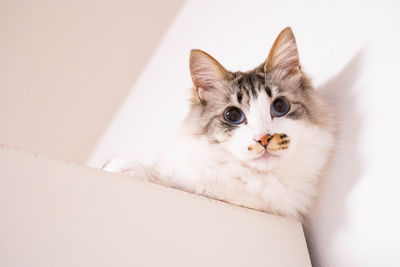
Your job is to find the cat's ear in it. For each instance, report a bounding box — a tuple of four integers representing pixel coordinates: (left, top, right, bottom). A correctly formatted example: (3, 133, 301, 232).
(264, 27, 301, 80)
(190, 49, 233, 101)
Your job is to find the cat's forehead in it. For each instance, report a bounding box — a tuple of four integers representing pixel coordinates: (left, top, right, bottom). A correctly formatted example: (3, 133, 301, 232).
(229, 70, 305, 104)
(228, 71, 274, 108)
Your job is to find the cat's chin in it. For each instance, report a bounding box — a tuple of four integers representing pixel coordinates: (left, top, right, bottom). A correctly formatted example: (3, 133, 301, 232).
(246, 152, 278, 172)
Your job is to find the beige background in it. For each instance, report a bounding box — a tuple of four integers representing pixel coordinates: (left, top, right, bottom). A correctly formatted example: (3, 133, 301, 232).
(2, 1, 400, 266)
(0, 0, 184, 162)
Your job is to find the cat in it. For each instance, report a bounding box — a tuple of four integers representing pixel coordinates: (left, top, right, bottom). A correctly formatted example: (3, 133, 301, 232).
(104, 27, 335, 221)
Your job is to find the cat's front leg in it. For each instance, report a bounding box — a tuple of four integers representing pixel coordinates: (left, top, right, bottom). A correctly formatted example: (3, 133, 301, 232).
(102, 157, 152, 182)
(102, 156, 132, 173)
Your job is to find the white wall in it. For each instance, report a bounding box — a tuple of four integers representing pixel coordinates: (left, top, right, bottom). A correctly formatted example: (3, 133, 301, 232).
(89, 0, 400, 266)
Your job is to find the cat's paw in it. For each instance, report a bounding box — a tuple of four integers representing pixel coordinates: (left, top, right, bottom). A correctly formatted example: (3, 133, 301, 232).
(102, 156, 132, 173)
(266, 133, 290, 152)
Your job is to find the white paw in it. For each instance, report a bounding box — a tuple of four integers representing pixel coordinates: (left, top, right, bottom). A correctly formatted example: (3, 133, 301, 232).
(102, 156, 132, 173)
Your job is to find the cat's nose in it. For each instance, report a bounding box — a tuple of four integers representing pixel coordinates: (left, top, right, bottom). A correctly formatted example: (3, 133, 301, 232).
(257, 134, 272, 146)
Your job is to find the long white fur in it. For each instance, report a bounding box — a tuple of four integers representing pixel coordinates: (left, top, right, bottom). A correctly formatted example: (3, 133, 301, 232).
(147, 88, 333, 220)
(106, 88, 334, 222)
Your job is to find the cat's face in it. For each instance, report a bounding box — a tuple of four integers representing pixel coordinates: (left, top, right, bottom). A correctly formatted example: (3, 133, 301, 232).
(188, 28, 327, 172)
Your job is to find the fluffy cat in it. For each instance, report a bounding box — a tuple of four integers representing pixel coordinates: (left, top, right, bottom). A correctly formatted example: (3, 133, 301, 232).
(104, 27, 335, 221)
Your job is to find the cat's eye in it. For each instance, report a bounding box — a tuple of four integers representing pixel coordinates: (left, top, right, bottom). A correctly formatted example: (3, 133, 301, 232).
(223, 106, 245, 125)
(270, 97, 291, 117)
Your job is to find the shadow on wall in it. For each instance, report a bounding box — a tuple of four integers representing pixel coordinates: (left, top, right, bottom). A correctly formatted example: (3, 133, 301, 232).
(304, 50, 365, 267)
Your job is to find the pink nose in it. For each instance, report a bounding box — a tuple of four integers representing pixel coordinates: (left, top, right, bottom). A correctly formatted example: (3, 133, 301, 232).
(258, 134, 272, 146)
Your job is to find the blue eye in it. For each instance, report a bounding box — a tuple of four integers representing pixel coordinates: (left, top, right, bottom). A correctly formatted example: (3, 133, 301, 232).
(271, 97, 290, 117)
(224, 106, 245, 125)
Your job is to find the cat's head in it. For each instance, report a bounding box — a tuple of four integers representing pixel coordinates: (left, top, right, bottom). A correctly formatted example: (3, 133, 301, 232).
(188, 27, 332, 172)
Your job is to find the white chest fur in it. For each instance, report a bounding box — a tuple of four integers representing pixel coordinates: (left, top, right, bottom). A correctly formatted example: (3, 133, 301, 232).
(154, 125, 333, 220)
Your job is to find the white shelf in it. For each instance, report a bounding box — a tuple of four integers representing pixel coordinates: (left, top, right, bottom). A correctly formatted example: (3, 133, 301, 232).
(0, 145, 311, 267)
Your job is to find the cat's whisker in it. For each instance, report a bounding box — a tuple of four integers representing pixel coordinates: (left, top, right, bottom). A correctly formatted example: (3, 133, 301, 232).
(301, 146, 351, 161)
